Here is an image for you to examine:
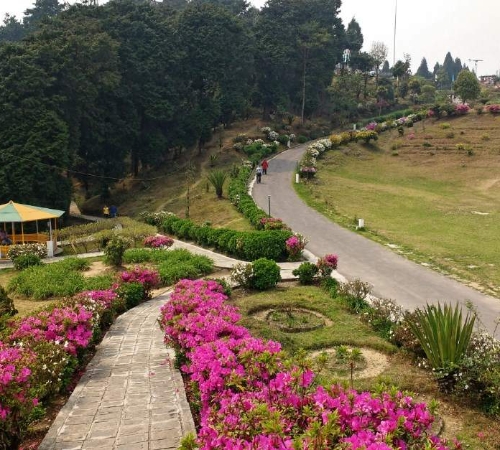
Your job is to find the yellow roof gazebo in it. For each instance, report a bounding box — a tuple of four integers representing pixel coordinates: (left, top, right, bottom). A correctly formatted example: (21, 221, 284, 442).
(0, 201, 65, 258)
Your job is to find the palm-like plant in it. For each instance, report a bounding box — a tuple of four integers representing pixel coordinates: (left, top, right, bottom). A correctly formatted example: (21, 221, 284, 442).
(408, 303, 475, 389)
(206, 170, 228, 199)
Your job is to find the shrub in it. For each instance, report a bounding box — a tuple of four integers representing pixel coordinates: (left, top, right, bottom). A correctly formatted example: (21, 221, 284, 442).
(120, 267, 160, 297)
(116, 281, 145, 309)
(157, 262, 201, 286)
(337, 279, 371, 313)
(12, 254, 43, 271)
(123, 248, 153, 263)
(297, 135, 309, 143)
(481, 134, 490, 141)
(0, 285, 17, 321)
(486, 104, 500, 114)
(407, 303, 475, 391)
(83, 274, 114, 291)
(157, 213, 291, 261)
(285, 234, 307, 261)
(316, 254, 338, 278)
(8, 260, 88, 299)
(230, 262, 254, 288)
(250, 258, 281, 290)
(292, 262, 318, 285)
(445, 131, 455, 139)
(355, 130, 378, 143)
(143, 235, 174, 249)
(362, 298, 404, 340)
(204, 277, 232, 296)
(104, 236, 130, 267)
(7, 243, 47, 260)
(422, 142, 432, 147)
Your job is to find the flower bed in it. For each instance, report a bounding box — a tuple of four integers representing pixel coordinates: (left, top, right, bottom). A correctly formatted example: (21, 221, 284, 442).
(0, 266, 161, 448)
(160, 279, 460, 449)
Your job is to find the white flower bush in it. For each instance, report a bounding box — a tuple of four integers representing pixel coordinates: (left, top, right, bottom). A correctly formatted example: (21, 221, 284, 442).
(254, 139, 265, 145)
(246, 139, 254, 145)
(317, 138, 332, 150)
(308, 147, 320, 158)
(273, 140, 280, 147)
(261, 126, 271, 133)
(268, 131, 279, 141)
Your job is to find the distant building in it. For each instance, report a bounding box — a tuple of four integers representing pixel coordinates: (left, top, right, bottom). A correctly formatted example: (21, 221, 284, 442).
(479, 75, 497, 85)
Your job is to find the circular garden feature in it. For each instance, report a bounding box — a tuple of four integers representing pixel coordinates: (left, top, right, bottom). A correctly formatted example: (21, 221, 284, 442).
(252, 307, 332, 333)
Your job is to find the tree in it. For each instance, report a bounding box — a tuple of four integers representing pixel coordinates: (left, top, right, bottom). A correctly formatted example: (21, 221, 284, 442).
(381, 60, 390, 75)
(416, 57, 432, 79)
(345, 18, 363, 53)
(369, 41, 388, 87)
(0, 14, 26, 42)
(454, 69, 480, 103)
(23, 0, 64, 32)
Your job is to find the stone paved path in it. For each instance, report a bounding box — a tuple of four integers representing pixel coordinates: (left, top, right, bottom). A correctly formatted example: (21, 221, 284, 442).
(39, 292, 195, 450)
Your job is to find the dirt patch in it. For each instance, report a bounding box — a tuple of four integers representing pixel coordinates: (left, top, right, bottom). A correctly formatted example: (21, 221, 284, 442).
(309, 347, 389, 379)
(83, 261, 109, 278)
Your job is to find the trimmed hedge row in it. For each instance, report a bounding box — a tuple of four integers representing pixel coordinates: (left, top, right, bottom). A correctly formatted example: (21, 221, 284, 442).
(158, 214, 292, 261)
(228, 167, 268, 228)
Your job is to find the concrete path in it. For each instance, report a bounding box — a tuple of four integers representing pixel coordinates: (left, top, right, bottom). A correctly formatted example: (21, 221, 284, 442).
(39, 292, 195, 450)
(252, 144, 500, 336)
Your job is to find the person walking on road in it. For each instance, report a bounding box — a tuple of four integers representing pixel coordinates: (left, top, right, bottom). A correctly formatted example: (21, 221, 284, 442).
(256, 164, 263, 184)
(103, 205, 110, 218)
(262, 159, 269, 175)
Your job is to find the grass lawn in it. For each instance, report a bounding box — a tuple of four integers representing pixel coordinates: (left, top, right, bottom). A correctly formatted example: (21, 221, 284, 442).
(295, 114, 500, 295)
(235, 284, 500, 448)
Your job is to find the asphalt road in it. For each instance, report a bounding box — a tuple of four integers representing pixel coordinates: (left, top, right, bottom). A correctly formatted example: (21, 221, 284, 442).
(252, 144, 500, 336)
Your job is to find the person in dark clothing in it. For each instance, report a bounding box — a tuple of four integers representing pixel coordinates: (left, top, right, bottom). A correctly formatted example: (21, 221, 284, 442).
(110, 205, 118, 218)
(256, 164, 263, 183)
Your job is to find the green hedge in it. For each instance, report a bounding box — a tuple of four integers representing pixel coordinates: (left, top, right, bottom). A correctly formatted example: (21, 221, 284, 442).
(159, 214, 291, 261)
(228, 167, 268, 228)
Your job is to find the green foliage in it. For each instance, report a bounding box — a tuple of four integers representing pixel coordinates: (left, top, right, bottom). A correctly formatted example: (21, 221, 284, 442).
(83, 274, 115, 291)
(362, 298, 404, 340)
(159, 213, 291, 261)
(228, 167, 268, 228)
(104, 236, 130, 267)
(12, 254, 43, 271)
(206, 170, 228, 198)
(8, 258, 90, 299)
(337, 279, 371, 314)
(123, 248, 153, 263)
(292, 262, 319, 285)
(155, 249, 214, 285)
(250, 258, 281, 290)
(297, 135, 309, 144)
(454, 70, 481, 104)
(0, 285, 17, 326)
(116, 282, 145, 310)
(407, 303, 475, 376)
(205, 277, 232, 296)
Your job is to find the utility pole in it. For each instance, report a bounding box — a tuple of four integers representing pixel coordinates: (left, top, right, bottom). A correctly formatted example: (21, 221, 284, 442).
(468, 59, 483, 75)
(393, 0, 398, 66)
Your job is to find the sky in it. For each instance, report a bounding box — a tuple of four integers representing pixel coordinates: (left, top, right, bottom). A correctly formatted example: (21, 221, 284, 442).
(1, 0, 499, 76)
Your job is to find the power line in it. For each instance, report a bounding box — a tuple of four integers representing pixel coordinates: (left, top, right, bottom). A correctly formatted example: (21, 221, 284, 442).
(13, 154, 183, 182)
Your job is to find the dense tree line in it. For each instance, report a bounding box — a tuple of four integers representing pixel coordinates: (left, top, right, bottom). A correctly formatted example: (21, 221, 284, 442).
(0, 0, 347, 210)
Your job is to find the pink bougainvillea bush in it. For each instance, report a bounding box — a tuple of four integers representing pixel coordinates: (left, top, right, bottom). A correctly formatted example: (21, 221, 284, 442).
(285, 234, 308, 261)
(0, 342, 37, 447)
(317, 254, 339, 278)
(259, 218, 291, 231)
(455, 103, 470, 115)
(160, 279, 460, 449)
(1, 267, 161, 447)
(143, 235, 174, 249)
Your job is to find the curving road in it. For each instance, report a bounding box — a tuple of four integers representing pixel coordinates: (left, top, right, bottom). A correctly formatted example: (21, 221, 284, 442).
(252, 144, 500, 336)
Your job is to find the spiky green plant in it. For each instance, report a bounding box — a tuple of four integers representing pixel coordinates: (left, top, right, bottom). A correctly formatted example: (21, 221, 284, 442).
(408, 303, 475, 375)
(206, 170, 228, 199)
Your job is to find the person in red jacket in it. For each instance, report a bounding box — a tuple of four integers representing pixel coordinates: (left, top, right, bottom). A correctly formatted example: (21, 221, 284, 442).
(262, 159, 269, 175)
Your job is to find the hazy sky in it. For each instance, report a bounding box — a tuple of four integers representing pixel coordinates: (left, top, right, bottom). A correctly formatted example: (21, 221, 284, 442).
(1, 0, 499, 76)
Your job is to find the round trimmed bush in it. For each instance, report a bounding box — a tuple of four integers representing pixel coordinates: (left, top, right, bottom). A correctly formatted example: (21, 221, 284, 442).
(292, 262, 318, 285)
(250, 258, 281, 290)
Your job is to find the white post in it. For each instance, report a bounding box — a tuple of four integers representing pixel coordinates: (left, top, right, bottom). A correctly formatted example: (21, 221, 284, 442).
(295, 173, 300, 184)
(357, 218, 365, 229)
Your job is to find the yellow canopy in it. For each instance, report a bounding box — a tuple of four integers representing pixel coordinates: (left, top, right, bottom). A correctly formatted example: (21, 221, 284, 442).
(0, 201, 64, 223)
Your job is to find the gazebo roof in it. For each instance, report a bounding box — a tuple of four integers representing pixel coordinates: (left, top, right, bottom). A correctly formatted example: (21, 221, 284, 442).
(0, 201, 64, 223)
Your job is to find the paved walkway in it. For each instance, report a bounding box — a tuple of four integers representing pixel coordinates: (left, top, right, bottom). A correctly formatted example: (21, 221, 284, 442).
(252, 144, 500, 336)
(39, 292, 195, 450)
(36, 240, 305, 449)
